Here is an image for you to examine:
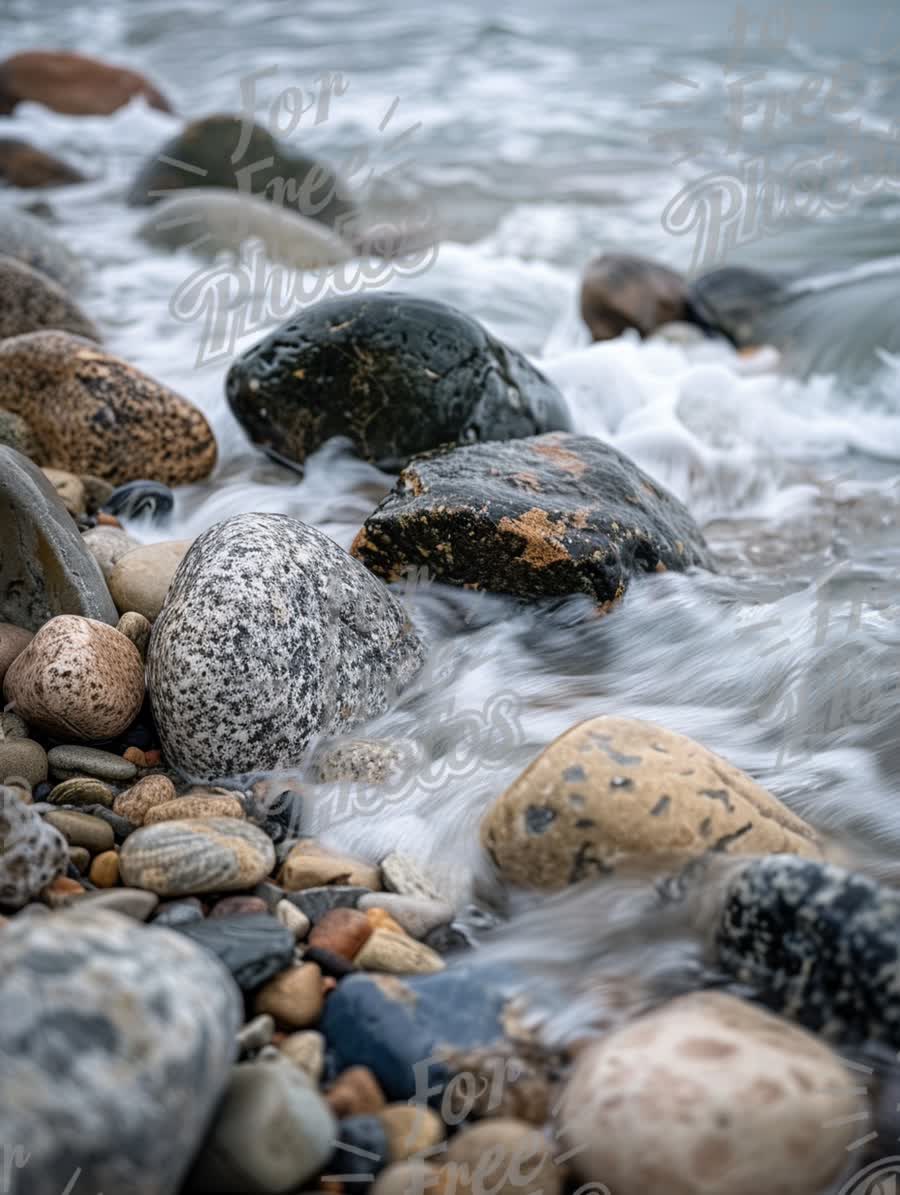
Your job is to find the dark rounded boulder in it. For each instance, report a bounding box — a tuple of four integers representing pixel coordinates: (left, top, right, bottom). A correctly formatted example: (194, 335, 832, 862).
(686, 266, 786, 347)
(580, 253, 688, 341)
(226, 292, 573, 473)
(351, 432, 712, 602)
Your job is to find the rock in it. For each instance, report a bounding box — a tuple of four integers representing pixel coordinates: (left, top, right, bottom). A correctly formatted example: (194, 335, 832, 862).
(113, 774, 176, 825)
(480, 716, 822, 889)
(4, 615, 145, 741)
(351, 432, 712, 601)
(0, 332, 217, 486)
(82, 524, 141, 579)
(580, 253, 688, 341)
(380, 854, 445, 902)
(358, 894, 454, 941)
(313, 737, 415, 785)
(276, 898, 311, 940)
(0, 712, 27, 740)
(280, 1030, 325, 1082)
(238, 1014, 275, 1055)
(0, 408, 39, 458)
(226, 292, 572, 474)
(437, 1042, 562, 1126)
(80, 474, 115, 513)
(444, 1120, 560, 1195)
(146, 512, 424, 779)
(320, 968, 509, 1100)
(0, 623, 32, 689)
(119, 817, 276, 897)
(210, 894, 268, 918)
(0, 738, 46, 790)
(0, 905, 240, 1194)
(556, 991, 863, 1195)
(187, 1055, 336, 1195)
(285, 885, 370, 924)
(309, 907, 373, 960)
(69, 845, 90, 872)
(280, 839, 382, 892)
(44, 808, 114, 854)
(329, 1115, 391, 1184)
(373, 1162, 441, 1195)
(175, 913, 295, 991)
(47, 777, 113, 808)
(40, 874, 84, 905)
(0, 446, 117, 630)
(686, 265, 785, 348)
(326, 1065, 386, 1117)
(0, 50, 171, 116)
(0, 256, 98, 342)
(143, 794, 246, 824)
(116, 610, 152, 659)
(355, 928, 446, 975)
(89, 848, 119, 886)
(139, 187, 353, 267)
(47, 744, 138, 782)
(152, 897, 204, 928)
(40, 466, 86, 516)
(365, 908, 407, 936)
(0, 787, 67, 907)
(72, 886, 158, 919)
(0, 137, 85, 187)
(108, 540, 192, 621)
(128, 114, 355, 231)
(717, 855, 900, 1047)
(102, 479, 175, 522)
(0, 208, 83, 291)
(380, 1104, 444, 1162)
(255, 961, 324, 1028)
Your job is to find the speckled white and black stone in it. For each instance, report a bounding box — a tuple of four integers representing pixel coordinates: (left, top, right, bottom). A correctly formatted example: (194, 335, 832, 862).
(147, 512, 425, 780)
(0, 786, 68, 907)
(717, 854, 900, 1046)
(0, 905, 241, 1194)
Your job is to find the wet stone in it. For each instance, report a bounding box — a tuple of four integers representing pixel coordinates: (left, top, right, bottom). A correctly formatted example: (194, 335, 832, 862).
(47, 745, 137, 782)
(118, 818, 276, 898)
(174, 913, 295, 992)
(285, 886, 371, 924)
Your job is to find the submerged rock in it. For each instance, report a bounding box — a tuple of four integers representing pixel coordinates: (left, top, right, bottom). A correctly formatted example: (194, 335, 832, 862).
(0, 50, 171, 116)
(0, 331, 217, 486)
(0, 137, 86, 188)
(0, 207, 84, 291)
(147, 513, 424, 778)
(686, 265, 786, 347)
(351, 432, 711, 600)
(226, 293, 572, 472)
(0, 255, 98, 341)
(0, 447, 117, 631)
(580, 252, 688, 341)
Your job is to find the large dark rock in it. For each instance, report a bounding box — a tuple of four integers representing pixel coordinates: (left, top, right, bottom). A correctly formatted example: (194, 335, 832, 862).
(580, 253, 688, 341)
(226, 293, 573, 473)
(686, 266, 786, 347)
(173, 913, 295, 991)
(127, 114, 356, 233)
(351, 432, 712, 602)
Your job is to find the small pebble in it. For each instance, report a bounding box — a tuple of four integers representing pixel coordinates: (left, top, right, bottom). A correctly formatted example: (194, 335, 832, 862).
(358, 893, 455, 941)
(304, 945, 357, 979)
(40, 875, 84, 907)
(89, 849, 119, 887)
(309, 906, 374, 960)
(142, 794, 245, 824)
(152, 897, 204, 928)
(44, 808, 114, 854)
(0, 711, 28, 740)
(255, 962, 324, 1029)
(379, 1104, 445, 1162)
(354, 929, 446, 976)
(328, 1115, 390, 1184)
(81, 525, 140, 579)
(279, 839, 382, 891)
(276, 898, 310, 940)
(174, 913, 295, 992)
(280, 1030, 325, 1083)
(48, 777, 113, 808)
(113, 774, 176, 825)
(48, 745, 138, 782)
(381, 854, 445, 902)
(108, 539, 192, 621)
(325, 1066, 386, 1118)
(69, 845, 91, 873)
(72, 887, 159, 920)
(0, 738, 47, 789)
(40, 467, 85, 517)
(209, 894, 268, 919)
(285, 886, 370, 924)
(116, 611, 152, 660)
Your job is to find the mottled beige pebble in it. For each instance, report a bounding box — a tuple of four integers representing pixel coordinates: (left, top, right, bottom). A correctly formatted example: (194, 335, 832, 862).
(379, 1104, 445, 1162)
(142, 795, 245, 825)
(276, 898, 311, 940)
(112, 775, 176, 826)
(40, 467, 85, 516)
(279, 1029, 325, 1082)
(0, 738, 46, 789)
(108, 540, 192, 622)
(443, 1119, 560, 1195)
(372, 1162, 442, 1195)
(44, 809, 114, 854)
(0, 256, 99, 342)
(118, 817, 275, 896)
(0, 623, 32, 688)
(3, 615, 145, 741)
(481, 716, 822, 889)
(48, 776, 113, 808)
(279, 838, 381, 892)
(81, 525, 140, 579)
(254, 962, 323, 1029)
(115, 611, 151, 660)
(354, 928, 445, 975)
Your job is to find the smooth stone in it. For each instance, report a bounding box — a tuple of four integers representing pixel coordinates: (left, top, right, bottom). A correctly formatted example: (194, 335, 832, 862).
(0, 332, 217, 486)
(69, 845, 91, 872)
(0, 905, 241, 1193)
(4, 615, 145, 741)
(0, 446, 117, 630)
(480, 715, 822, 889)
(44, 809, 114, 854)
(379, 1104, 444, 1162)
(279, 839, 381, 892)
(47, 777, 113, 808)
(354, 929, 445, 975)
(102, 479, 175, 522)
(237, 1014, 275, 1056)
(89, 849, 119, 886)
(0, 408, 39, 459)
(276, 898, 311, 940)
(280, 1030, 325, 1082)
(109, 540, 192, 622)
(71, 886, 158, 920)
(40, 466, 86, 516)
(580, 252, 688, 341)
(186, 1055, 336, 1195)
(380, 854, 445, 902)
(0, 786, 68, 907)
(78, 804, 133, 842)
(305, 944, 356, 979)
(717, 855, 900, 1047)
(328, 1115, 390, 1184)
(0, 738, 46, 789)
(0, 208, 83, 291)
(0, 137, 85, 187)
(226, 292, 572, 473)
(113, 774, 175, 825)
(308, 907, 373, 960)
(357, 894, 454, 941)
(285, 886, 370, 924)
(209, 894, 268, 919)
(325, 1065, 386, 1117)
(254, 961, 324, 1028)
(116, 610, 152, 659)
(146, 513, 424, 779)
(81, 525, 141, 579)
(444, 1120, 559, 1195)
(351, 432, 712, 602)
(119, 818, 276, 897)
(0, 623, 33, 688)
(151, 897, 205, 928)
(143, 794, 246, 824)
(175, 913, 294, 992)
(0, 50, 171, 115)
(686, 265, 785, 348)
(320, 968, 508, 1100)
(47, 745, 138, 782)
(138, 187, 353, 268)
(557, 991, 863, 1195)
(0, 255, 98, 342)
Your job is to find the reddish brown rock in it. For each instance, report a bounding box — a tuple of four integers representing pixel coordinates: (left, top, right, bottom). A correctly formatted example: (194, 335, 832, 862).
(0, 138, 85, 188)
(209, 895, 268, 919)
(0, 623, 32, 688)
(0, 51, 171, 116)
(113, 776, 176, 826)
(325, 1066, 386, 1117)
(580, 253, 688, 341)
(254, 962, 324, 1029)
(308, 907, 373, 961)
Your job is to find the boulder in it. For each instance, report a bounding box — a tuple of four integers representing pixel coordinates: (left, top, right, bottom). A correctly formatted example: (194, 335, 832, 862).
(0, 50, 171, 116)
(580, 253, 688, 340)
(0, 207, 83, 291)
(0, 137, 85, 188)
(226, 293, 572, 473)
(146, 513, 424, 778)
(351, 432, 712, 601)
(0, 256, 98, 341)
(0, 332, 217, 486)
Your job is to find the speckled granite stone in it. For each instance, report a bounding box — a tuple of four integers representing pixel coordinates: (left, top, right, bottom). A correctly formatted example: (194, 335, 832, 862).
(0, 786, 68, 907)
(0, 207, 83, 292)
(147, 513, 424, 779)
(0, 255, 98, 341)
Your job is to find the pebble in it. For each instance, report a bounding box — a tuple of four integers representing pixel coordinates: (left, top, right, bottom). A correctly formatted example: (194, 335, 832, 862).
(187, 1055, 336, 1195)
(44, 808, 114, 854)
(309, 907, 374, 960)
(81, 524, 140, 579)
(0, 622, 33, 686)
(174, 913, 295, 992)
(0, 786, 68, 907)
(276, 898, 311, 940)
(113, 774, 175, 825)
(354, 928, 446, 975)
(80, 804, 132, 842)
(306, 944, 357, 979)
(108, 539, 192, 621)
(146, 512, 424, 779)
(210, 894, 269, 919)
(285, 885, 370, 924)
(116, 610, 152, 659)
(88, 849, 119, 887)
(72, 887, 158, 920)
(0, 255, 99, 341)
(330, 1115, 392, 1185)
(0, 712, 27, 740)
(480, 715, 822, 889)
(0, 407, 39, 459)
(152, 897, 204, 928)
(40, 874, 84, 906)
(142, 794, 246, 824)
(40, 466, 86, 516)
(373, 1162, 441, 1195)
(47, 744, 138, 782)
(48, 776, 113, 808)
(380, 1104, 445, 1163)
(280, 839, 382, 891)
(556, 991, 864, 1195)
(0, 208, 83, 292)
(5, 616, 144, 741)
(119, 817, 275, 897)
(580, 252, 688, 340)
(68, 845, 90, 873)
(280, 1030, 325, 1083)
(102, 479, 175, 522)
(381, 854, 446, 902)
(357, 894, 455, 941)
(0, 446, 117, 630)
(0, 50, 171, 115)
(254, 962, 324, 1029)
(80, 474, 115, 513)
(325, 1065, 386, 1117)
(237, 1014, 276, 1056)
(0, 737, 47, 789)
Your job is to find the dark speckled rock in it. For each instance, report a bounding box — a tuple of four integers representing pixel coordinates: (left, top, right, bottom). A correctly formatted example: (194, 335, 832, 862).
(0, 255, 98, 341)
(351, 432, 712, 601)
(0, 331, 217, 486)
(173, 913, 295, 991)
(686, 266, 786, 347)
(147, 513, 424, 779)
(0, 208, 83, 292)
(225, 293, 572, 474)
(717, 855, 900, 1046)
(0, 904, 241, 1195)
(580, 253, 688, 341)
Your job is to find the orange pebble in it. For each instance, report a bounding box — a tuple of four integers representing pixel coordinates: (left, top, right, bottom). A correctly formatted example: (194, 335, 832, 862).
(142, 749, 162, 767)
(41, 876, 84, 907)
(123, 747, 147, 767)
(365, 907, 406, 936)
(95, 512, 122, 527)
(89, 850, 119, 888)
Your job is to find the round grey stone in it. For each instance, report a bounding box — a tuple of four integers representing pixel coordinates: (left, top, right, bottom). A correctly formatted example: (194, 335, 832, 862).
(81, 524, 140, 580)
(71, 887, 159, 920)
(0, 738, 47, 788)
(357, 892, 454, 940)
